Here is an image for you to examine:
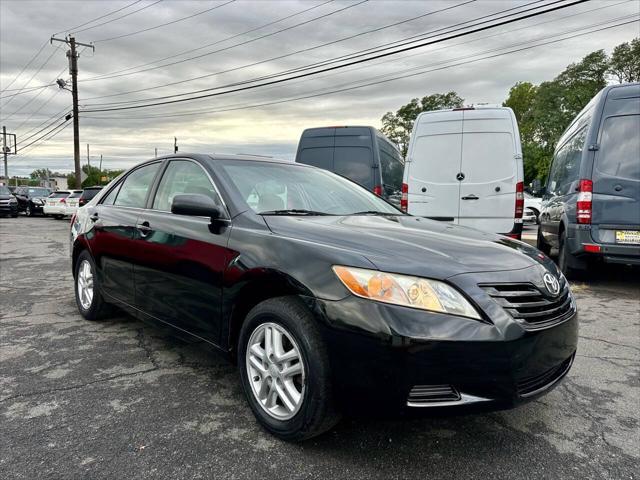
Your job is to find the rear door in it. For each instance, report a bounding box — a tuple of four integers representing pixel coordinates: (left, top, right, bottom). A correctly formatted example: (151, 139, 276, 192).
(406, 111, 462, 221)
(458, 109, 518, 233)
(376, 134, 404, 206)
(592, 112, 640, 235)
(333, 127, 375, 190)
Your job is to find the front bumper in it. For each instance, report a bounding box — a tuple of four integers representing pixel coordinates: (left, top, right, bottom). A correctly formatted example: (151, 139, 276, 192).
(311, 265, 578, 415)
(0, 203, 18, 215)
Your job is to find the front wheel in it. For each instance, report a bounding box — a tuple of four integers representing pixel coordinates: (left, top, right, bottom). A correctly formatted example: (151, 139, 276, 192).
(238, 297, 340, 441)
(25, 204, 33, 216)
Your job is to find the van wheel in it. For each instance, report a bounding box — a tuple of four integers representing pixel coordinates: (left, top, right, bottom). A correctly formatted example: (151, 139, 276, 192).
(536, 228, 551, 255)
(557, 231, 586, 280)
(238, 297, 340, 441)
(74, 250, 115, 320)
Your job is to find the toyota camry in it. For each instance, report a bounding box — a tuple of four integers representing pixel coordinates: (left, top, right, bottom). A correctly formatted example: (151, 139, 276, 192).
(70, 154, 578, 440)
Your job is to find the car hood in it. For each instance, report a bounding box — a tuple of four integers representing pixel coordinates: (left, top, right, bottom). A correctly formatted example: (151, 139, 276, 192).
(263, 215, 548, 279)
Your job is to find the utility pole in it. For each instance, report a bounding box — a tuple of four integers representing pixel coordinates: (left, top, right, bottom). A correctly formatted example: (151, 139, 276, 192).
(2, 126, 7, 185)
(174, 137, 178, 154)
(155, 147, 158, 158)
(99, 154, 103, 172)
(51, 36, 94, 188)
(86, 143, 90, 167)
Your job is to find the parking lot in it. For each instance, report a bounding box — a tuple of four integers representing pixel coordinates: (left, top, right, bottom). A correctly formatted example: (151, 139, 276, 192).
(1, 216, 638, 479)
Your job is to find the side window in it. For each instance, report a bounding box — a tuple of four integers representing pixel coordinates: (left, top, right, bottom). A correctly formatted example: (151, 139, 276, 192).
(378, 137, 404, 194)
(548, 128, 586, 196)
(101, 184, 121, 206)
(547, 148, 567, 195)
(152, 160, 221, 212)
(114, 163, 160, 208)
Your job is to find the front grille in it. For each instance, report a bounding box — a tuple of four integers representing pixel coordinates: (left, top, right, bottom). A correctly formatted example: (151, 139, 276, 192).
(480, 280, 574, 330)
(516, 355, 574, 397)
(407, 385, 460, 405)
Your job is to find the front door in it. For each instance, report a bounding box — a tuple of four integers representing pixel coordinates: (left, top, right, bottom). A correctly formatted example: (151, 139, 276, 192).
(133, 159, 233, 344)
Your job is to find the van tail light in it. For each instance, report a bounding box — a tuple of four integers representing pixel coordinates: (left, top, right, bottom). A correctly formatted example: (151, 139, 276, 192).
(515, 181, 524, 220)
(401, 183, 408, 212)
(373, 185, 382, 196)
(576, 179, 593, 224)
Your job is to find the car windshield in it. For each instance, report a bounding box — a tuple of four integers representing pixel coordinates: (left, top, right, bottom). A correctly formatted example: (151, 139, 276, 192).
(219, 160, 401, 216)
(0, 186, 10, 195)
(28, 188, 50, 196)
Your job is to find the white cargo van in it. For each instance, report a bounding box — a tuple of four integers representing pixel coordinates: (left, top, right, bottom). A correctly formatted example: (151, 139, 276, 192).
(402, 107, 524, 238)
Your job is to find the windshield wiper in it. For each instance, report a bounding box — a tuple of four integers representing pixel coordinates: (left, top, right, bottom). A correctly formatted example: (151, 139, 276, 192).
(259, 209, 331, 216)
(350, 210, 400, 216)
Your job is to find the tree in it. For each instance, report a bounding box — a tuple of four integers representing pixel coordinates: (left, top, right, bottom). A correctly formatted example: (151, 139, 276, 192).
(608, 38, 640, 83)
(380, 92, 464, 156)
(30, 168, 52, 180)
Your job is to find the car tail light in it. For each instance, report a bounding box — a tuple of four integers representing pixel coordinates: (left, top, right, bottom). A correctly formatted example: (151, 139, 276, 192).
(373, 185, 382, 196)
(79, 198, 86, 206)
(401, 183, 408, 212)
(60, 198, 66, 204)
(515, 181, 524, 220)
(576, 179, 593, 224)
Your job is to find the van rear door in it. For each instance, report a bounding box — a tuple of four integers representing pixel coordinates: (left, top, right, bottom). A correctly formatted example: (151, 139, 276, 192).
(406, 111, 462, 221)
(591, 112, 640, 235)
(458, 109, 519, 233)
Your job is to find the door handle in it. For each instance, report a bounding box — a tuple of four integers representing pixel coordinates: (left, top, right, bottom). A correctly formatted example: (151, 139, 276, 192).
(136, 221, 152, 237)
(461, 195, 479, 200)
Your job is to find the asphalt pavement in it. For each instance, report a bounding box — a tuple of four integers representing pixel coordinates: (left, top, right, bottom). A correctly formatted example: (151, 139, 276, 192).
(1, 216, 638, 479)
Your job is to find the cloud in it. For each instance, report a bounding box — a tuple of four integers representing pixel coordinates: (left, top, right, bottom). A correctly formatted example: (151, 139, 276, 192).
(1, 0, 638, 176)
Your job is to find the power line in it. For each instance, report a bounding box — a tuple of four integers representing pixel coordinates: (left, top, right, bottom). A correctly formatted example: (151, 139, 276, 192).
(82, 0, 587, 113)
(17, 117, 71, 151)
(0, 41, 49, 94)
(18, 111, 72, 145)
(54, 0, 144, 35)
(81, 17, 637, 121)
(80, 0, 477, 102)
(1, 44, 62, 116)
(78, 0, 370, 84)
(18, 121, 72, 156)
(93, 0, 237, 43)
(71, 0, 164, 35)
(83, 0, 336, 80)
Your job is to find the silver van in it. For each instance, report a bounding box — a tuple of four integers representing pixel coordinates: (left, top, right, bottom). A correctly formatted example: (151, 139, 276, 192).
(537, 82, 640, 277)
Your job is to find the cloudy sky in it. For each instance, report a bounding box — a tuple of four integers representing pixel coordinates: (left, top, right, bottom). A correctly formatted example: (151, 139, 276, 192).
(1, 0, 638, 176)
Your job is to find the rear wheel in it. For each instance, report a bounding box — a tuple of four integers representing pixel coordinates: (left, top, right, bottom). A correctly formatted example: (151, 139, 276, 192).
(238, 297, 340, 441)
(74, 250, 114, 320)
(54, 214, 64, 220)
(557, 230, 586, 280)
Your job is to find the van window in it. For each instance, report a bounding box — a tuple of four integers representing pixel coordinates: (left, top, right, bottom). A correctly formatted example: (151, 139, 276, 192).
(461, 132, 515, 183)
(333, 147, 372, 188)
(298, 147, 333, 170)
(548, 128, 586, 195)
(596, 115, 640, 180)
(378, 137, 404, 194)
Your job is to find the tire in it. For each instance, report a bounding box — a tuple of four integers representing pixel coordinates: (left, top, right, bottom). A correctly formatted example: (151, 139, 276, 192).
(536, 227, 551, 255)
(238, 297, 340, 441)
(54, 215, 63, 220)
(557, 230, 586, 280)
(74, 250, 114, 321)
(11, 213, 18, 218)
(25, 204, 32, 216)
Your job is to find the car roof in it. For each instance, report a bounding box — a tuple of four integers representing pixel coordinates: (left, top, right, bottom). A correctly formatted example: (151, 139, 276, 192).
(156, 153, 295, 166)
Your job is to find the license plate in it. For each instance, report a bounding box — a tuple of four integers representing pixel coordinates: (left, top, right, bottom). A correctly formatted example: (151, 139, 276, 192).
(616, 230, 640, 244)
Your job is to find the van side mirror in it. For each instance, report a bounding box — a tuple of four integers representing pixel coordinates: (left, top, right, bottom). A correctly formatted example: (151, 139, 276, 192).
(171, 194, 223, 220)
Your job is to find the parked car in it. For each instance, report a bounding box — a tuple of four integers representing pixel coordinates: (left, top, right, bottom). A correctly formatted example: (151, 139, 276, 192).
(0, 185, 18, 217)
(537, 83, 640, 278)
(403, 107, 524, 238)
(64, 190, 84, 217)
(43, 190, 75, 219)
(71, 154, 577, 441)
(295, 126, 404, 207)
(524, 192, 542, 224)
(523, 207, 538, 225)
(78, 186, 102, 207)
(13, 186, 52, 216)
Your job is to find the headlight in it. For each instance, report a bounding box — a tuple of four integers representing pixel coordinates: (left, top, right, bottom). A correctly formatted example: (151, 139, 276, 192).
(33, 198, 43, 204)
(9, 197, 17, 204)
(332, 265, 481, 319)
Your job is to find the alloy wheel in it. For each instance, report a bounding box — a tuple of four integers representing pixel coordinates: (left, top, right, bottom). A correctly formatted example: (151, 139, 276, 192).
(77, 259, 94, 310)
(246, 322, 306, 420)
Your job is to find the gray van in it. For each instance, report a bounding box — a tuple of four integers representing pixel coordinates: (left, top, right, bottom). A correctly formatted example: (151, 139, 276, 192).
(295, 126, 404, 206)
(537, 82, 640, 277)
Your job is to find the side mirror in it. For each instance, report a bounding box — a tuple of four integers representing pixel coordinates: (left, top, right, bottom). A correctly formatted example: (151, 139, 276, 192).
(171, 194, 223, 219)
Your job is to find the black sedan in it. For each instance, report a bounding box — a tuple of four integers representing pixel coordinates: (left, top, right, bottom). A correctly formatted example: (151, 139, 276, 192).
(70, 154, 578, 440)
(0, 185, 19, 217)
(13, 186, 52, 216)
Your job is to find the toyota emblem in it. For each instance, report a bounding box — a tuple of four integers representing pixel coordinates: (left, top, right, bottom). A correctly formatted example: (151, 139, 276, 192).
(543, 272, 561, 296)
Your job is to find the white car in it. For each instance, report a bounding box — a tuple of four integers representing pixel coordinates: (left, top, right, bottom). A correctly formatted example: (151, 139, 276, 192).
(524, 192, 542, 224)
(43, 191, 72, 218)
(64, 190, 84, 216)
